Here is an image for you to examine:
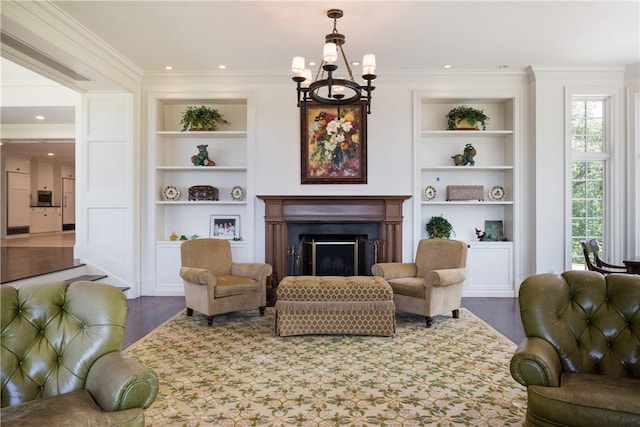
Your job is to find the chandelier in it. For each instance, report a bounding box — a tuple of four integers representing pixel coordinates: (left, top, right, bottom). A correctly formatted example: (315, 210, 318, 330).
(291, 9, 377, 114)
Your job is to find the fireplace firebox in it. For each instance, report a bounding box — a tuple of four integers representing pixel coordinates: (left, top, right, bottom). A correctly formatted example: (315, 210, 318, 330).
(288, 223, 379, 276)
(295, 233, 371, 276)
(303, 239, 359, 276)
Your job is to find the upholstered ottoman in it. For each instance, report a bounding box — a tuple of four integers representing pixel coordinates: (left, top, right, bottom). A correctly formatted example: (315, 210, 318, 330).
(275, 276, 395, 336)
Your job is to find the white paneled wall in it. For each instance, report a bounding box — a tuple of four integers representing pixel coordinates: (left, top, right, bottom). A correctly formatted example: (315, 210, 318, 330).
(78, 93, 136, 293)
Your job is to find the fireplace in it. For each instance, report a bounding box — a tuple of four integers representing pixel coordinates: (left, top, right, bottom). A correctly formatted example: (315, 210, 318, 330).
(258, 195, 411, 303)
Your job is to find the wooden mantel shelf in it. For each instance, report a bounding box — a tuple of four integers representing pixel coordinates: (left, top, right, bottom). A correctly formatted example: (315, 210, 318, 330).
(257, 195, 411, 302)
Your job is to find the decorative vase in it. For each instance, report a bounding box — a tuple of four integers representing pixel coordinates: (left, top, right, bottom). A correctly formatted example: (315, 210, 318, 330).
(332, 150, 347, 169)
(454, 118, 477, 130)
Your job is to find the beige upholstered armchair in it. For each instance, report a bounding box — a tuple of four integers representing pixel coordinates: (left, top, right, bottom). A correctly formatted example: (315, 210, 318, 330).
(179, 238, 273, 326)
(372, 239, 467, 327)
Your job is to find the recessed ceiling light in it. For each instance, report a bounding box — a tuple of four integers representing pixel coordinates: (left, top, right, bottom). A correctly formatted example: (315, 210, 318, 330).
(352, 61, 360, 66)
(309, 61, 316, 66)
(164, 65, 173, 70)
(47, 152, 54, 156)
(218, 65, 226, 69)
(443, 64, 452, 69)
(35, 115, 45, 120)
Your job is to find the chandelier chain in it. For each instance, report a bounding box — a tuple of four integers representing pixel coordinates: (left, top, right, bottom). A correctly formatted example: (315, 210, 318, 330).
(339, 45, 356, 82)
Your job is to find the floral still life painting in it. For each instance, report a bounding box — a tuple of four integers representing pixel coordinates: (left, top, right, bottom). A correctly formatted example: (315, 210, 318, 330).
(301, 101, 367, 184)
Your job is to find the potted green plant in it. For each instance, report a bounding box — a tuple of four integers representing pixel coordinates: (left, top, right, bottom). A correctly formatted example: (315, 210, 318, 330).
(425, 215, 454, 239)
(180, 105, 229, 131)
(446, 105, 489, 130)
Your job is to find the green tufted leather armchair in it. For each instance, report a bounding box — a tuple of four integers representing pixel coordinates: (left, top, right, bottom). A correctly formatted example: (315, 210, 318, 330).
(1, 281, 158, 426)
(510, 271, 640, 426)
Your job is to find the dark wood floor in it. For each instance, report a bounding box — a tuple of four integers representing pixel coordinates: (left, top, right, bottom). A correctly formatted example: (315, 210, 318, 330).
(123, 296, 525, 348)
(124, 296, 186, 348)
(1, 247, 79, 284)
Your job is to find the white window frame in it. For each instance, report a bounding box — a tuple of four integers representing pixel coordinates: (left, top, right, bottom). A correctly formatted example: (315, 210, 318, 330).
(565, 87, 624, 269)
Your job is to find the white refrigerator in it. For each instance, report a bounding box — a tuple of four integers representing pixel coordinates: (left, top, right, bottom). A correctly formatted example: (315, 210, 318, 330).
(62, 178, 76, 230)
(7, 171, 31, 234)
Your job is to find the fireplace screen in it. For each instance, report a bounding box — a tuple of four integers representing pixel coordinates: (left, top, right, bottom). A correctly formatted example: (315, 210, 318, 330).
(287, 230, 375, 277)
(302, 240, 359, 276)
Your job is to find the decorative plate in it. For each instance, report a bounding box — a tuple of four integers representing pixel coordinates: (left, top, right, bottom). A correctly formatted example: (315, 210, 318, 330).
(424, 185, 436, 201)
(162, 185, 180, 201)
(231, 186, 245, 201)
(489, 185, 505, 201)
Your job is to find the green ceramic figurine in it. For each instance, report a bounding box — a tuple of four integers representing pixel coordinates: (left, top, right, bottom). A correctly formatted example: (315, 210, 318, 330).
(462, 143, 476, 166)
(191, 144, 213, 166)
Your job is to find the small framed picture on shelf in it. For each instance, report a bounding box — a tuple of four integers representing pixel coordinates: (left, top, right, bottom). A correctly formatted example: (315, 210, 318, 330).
(484, 220, 505, 241)
(210, 215, 240, 240)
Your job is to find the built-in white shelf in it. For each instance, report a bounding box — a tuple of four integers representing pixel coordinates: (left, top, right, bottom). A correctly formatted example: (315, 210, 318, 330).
(147, 94, 255, 296)
(157, 240, 247, 245)
(156, 166, 247, 171)
(421, 166, 514, 171)
(156, 201, 247, 205)
(420, 201, 514, 206)
(415, 93, 519, 298)
(421, 130, 514, 136)
(156, 130, 247, 137)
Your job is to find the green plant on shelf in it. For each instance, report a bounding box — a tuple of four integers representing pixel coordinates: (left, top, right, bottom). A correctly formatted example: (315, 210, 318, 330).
(180, 105, 229, 131)
(446, 105, 489, 130)
(425, 215, 454, 239)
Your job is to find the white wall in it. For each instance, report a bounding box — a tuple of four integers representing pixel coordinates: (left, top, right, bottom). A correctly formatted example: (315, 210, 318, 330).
(77, 92, 138, 292)
(250, 79, 416, 262)
(140, 72, 533, 293)
(625, 65, 640, 259)
(140, 66, 640, 295)
(529, 67, 628, 273)
(3, 65, 634, 293)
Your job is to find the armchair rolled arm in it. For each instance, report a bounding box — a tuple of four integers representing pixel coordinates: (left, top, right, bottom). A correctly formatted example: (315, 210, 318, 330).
(510, 337, 562, 387)
(86, 352, 159, 411)
(425, 268, 467, 287)
(231, 262, 273, 282)
(179, 266, 217, 286)
(372, 263, 417, 279)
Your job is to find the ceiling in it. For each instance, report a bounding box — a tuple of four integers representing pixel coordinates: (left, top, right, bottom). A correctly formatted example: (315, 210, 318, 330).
(50, 0, 639, 74)
(1, 1, 638, 164)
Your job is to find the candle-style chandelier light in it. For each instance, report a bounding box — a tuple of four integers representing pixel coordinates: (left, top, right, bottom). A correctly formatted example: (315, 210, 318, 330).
(291, 9, 377, 114)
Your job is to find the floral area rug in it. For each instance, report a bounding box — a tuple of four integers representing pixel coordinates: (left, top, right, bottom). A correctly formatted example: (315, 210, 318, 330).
(126, 308, 527, 426)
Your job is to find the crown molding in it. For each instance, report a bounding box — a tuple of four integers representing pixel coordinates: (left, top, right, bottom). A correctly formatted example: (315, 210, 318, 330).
(141, 68, 532, 88)
(625, 63, 640, 80)
(526, 65, 627, 82)
(1, 1, 143, 92)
